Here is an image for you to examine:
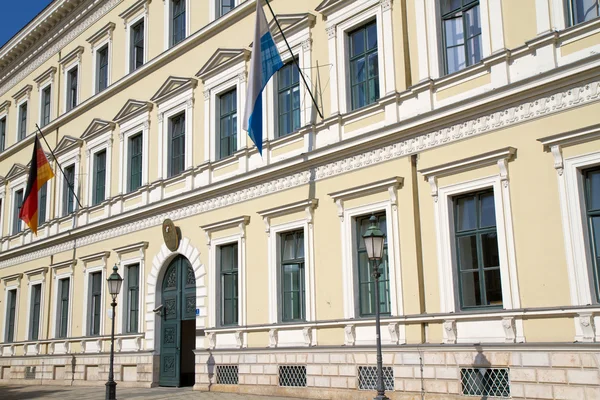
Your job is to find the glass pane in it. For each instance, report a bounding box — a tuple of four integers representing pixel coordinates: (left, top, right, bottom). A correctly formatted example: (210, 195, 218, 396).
(367, 53, 378, 79)
(481, 232, 500, 268)
(460, 271, 481, 307)
(465, 5, 482, 38)
(466, 36, 482, 66)
(350, 29, 365, 57)
(479, 193, 496, 228)
(283, 234, 295, 261)
(445, 16, 464, 47)
(368, 78, 379, 105)
(358, 252, 371, 283)
(574, 0, 599, 24)
(588, 170, 600, 210)
(352, 83, 366, 109)
(292, 86, 300, 111)
(441, 0, 462, 15)
(366, 22, 377, 50)
(484, 269, 503, 306)
(458, 235, 478, 270)
(456, 196, 476, 231)
(446, 45, 465, 74)
(279, 64, 291, 88)
(592, 216, 600, 253)
(360, 282, 374, 315)
(279, 91, 290, 113)
(296, 233, 305, 259)
(283, 264, 300, 291)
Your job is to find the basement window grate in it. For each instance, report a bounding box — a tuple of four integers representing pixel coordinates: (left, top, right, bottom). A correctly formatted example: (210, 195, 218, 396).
(25, 366, 36, 380)
(358, 366, 394, 391)
(279, 365, 306, 387)
(215, 365, 238, 385)
(461, 367, 510, 398)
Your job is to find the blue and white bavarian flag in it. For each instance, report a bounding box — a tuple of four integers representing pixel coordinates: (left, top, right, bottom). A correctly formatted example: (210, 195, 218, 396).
(243, 0, 283, 155)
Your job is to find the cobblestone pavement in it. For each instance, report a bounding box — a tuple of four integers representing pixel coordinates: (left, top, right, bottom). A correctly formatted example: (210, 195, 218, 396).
(0, 385, 307, 400)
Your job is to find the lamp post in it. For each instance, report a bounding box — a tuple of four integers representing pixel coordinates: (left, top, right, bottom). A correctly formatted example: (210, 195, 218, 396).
(106, 264, 123, 400)
(362, 215, 389, 400)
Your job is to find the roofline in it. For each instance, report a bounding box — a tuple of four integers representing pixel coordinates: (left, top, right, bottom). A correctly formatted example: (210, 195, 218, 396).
(0, 0, 61, 54)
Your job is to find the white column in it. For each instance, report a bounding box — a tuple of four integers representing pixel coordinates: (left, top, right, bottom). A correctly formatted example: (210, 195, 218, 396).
(157, 113, 164, 179)
(203, 90, 211, 163)
(326, 26, 340, 115)
(415, 0, 431, 81)
(535, 0, 552, 34)
(381, 0, 396, 95)
(486, 0, 505, 53)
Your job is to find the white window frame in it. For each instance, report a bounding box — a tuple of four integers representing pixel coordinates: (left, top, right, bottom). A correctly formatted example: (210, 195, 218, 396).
(25, 269, 47, 342)
(55, 149, 80, 218)
(164, 0, 191, 50)
(416, 0, 502, 81)
(121, 1, 150, 74)
(81, 252, 108, 337)
(92, 38, 112, 95)
(118, 113, 150, 194)
(50, 262, 74, 339)
(63, 63, 80, 113)
(9, 175, 27, 236)
(2, 275, 21, 343)
(113, 242, 147, 336)
(38, 82, 53, 128)
(0, 102, 9, 152)
(210, 0, 241, 21)
(15, 99, 28, 142)
(0, 182, 6, 238)
(85, 133, 113, 208)
(324, 0, 395, 115)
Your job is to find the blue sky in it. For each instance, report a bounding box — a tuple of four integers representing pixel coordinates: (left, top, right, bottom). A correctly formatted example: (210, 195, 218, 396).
(0, 1, 53, 48)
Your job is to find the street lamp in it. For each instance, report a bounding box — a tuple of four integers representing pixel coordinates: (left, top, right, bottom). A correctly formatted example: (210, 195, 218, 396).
(362, 215, 389, 400)
(106, 264, 123, 400)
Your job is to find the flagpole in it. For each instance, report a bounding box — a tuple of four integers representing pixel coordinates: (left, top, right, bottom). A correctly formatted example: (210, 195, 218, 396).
(35, 124, 83, 209)
(264, 0, 324, 120)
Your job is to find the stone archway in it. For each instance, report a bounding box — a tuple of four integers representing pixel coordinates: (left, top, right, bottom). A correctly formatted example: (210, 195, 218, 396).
(145, 237, 206, 352)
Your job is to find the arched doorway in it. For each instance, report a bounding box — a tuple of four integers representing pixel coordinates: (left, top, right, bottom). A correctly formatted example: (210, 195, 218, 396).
(159, 255, 196, 387)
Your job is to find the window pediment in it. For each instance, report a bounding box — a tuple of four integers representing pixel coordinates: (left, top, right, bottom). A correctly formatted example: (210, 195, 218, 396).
(59, 46, 84, 68)
(315, 0, 347, 16)
(12, 84, 32, 103)
(34, 66, 57, 88)
(150, 76, 197, 104)
(0, 100, 11, 114)
(5, 163, 28, 182)
(113, 99, 153, 124)
(119, 0, 151, 23)
(86, 22, 116, 49)
(196, 49, 249, 82)
(54, 135, 83, 157)
(81, 118, 115, 141)
(268, 13, 316, 42)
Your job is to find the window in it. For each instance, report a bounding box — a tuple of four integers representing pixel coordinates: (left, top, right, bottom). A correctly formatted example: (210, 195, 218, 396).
(454, 190, 502, 309)
(219, 89, 237, 159)
(172, 0, 186, 46)
(0, 117, 5, 151)
(57, 278, 70, 338)
(280, 230, 305, 322)
(567, 0, 600, 26)
(219, 243, 238, 326)
(126, 264, 139, 333)
(218, 0, 235, 17)
(441, 0, 482, 75)
(29, 284, 41, 340)
(277, 61, 301, 137)
(67, 67, 78, 111)
(349, 21, 379, 111)
(12, 189, 23, 235)
(168, 113, 186, 177)
(96, 45, 109, 92)
(92, 150, 106, 206)
(88, 271, 102, 336)
(38, 183, 47, 226)
(18, 102, 28, 140)
(130, 20, 145, 72)
(63, 164, 75, 215)
(585, 167, 600, 301)
(5, 289, 17, 343)
(41, 86, 51, 127)
(356, 213, 390, 317)
(128, 133, 143, 192)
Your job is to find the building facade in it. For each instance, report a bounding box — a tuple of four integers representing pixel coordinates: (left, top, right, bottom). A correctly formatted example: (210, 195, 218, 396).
(0, 0, 599, 398)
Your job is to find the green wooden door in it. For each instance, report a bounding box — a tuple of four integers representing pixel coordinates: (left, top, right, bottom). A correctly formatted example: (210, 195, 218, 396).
(159, 256, 196, 387)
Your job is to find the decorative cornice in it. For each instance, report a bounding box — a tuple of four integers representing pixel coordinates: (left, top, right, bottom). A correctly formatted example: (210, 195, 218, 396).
(201, 216, 251, 245)
(419, 147, 517, 180)
(54, 135, 83, 157)
(79, 251, 111, 264)
(12, 84, 32, 103)
(150, 76, 198, 104)
(258, 199, 318, 219)
(58, 46, 84, 68)
(328, 177, 403, 202)
(113, 241, 148, 255)
(25, 267, 49, 277)
(5, 163, 28, 182)
(268, 13, 316, 43)
(113, 99, 153, 124)
(86, 22, 116, 47)
(538, 123, 600, 150)
(0, 100, 11, 114)
(34, 66, 58, 88)
(196, 49, 250, 81)
(119, 0, 151, 22)
(1, 273, 23, 282)
(81, 118, 115, 141)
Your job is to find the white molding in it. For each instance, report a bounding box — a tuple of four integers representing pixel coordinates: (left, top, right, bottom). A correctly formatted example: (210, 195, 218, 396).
(2, 275, 21, 343)
(90, 34, 113, 95)
(80, 252, 109, 339)
(8, 180, 26, 236)
(210, 0, 242, 22)
(61, 60, 81, 114)
(85, 127, 114, 210)
(114, 241, 148, 335)
(55, 148, 81, 219)
(329, 177, 403, 221)
(163, 0, 191, 50)
(123, 10, 149, 74)
(14, 97, 29, 143)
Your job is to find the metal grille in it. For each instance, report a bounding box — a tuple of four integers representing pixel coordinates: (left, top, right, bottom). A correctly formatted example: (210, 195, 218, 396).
(25, 366, 36, 380)
(358, 366, 394, 391)
(279, 365, 307, 387)
(461, 368, 510, 398)
(216, 365, 238, 385)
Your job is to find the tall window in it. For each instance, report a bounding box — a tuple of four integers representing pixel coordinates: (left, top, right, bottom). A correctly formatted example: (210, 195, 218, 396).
(126, 264, 139, 333)
(131, 20, 145, 71)
(96, 45, 109, 93)
(454, 190, 502, 309)
(5, 289, 17, 343)
(128, 133, 143, 192)
(280, 230, 305, 322)
(67, 67, 78, 111)
(93, 150, 106, 206)
(585, 168, 600, 301)
(89, 271, 102, 336)
(168, 113, 185, 177)
(63, 164, 75, 215)
(18, 102, 28, 141)
(29, 284, 41, 341)
(38, 183, 47, 226)
(172, 0, 186, 46)
(12, 189, 23, 235)
(568, 0, 600, 26)
(219, 0, 235, 17)
(349, 21, 379, 111)
(219, 243, 238, 326)
(356, 213, 390, 317)
(41, 86, 52, 127)
(0, 117, 5, 152)
(57, 278, 70, 338)
(219, 89, 237, 159)
(441, 0, 482, 75)
(278, 61, 301, 137)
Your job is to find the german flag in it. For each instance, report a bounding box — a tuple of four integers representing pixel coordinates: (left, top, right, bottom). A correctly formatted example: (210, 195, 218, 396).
(19, 135, 54, 235)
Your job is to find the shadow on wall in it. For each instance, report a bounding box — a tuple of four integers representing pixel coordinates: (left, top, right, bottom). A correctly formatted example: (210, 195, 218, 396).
(469, 345, 494, 400)
(206, 352, 215, 391)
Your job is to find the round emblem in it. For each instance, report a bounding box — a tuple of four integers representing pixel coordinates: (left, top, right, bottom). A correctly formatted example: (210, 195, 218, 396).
(162, 219, 180, 252)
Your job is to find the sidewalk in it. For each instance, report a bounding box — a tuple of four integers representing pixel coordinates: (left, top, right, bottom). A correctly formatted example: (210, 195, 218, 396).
(0, 385, 307, 400)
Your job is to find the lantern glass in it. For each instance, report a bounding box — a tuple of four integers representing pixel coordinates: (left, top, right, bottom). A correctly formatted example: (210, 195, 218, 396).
(362, 215, 386, 262)
(107, 264, 123, 298)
